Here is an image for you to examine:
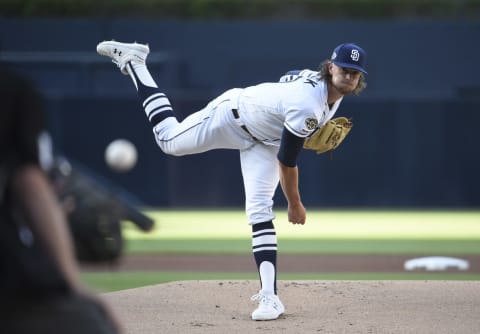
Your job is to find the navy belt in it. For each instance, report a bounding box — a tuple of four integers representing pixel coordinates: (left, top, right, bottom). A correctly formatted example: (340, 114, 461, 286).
(232, 109, 258, 141)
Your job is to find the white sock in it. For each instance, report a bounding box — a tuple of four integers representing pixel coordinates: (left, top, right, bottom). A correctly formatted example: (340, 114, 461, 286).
(126, 62, 158, 90)
(259, 261, 275, 296)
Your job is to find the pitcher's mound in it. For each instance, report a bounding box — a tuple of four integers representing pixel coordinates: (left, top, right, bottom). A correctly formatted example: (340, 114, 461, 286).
(104, 280, 480, 334)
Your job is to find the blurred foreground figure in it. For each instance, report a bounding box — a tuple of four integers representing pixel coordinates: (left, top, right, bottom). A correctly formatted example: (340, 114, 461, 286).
(0, 65, 122, 333)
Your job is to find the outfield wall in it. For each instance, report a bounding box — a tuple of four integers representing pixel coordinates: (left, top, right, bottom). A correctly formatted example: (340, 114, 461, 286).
(1, 19, 479, 208)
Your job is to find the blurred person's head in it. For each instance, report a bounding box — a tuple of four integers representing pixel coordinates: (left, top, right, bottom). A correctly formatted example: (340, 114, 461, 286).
(0, 64, 47, 167)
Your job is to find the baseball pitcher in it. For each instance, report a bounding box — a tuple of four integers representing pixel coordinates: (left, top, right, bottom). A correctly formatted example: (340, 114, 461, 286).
(97, 40, 367, 321)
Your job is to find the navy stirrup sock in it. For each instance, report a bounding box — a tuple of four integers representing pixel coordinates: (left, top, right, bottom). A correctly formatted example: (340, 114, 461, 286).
(252, 221, 278, 294)
(127, 62, 175, 126)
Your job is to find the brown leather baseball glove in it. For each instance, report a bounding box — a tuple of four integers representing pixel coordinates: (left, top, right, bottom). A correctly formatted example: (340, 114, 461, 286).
(303, 117, 353, 154)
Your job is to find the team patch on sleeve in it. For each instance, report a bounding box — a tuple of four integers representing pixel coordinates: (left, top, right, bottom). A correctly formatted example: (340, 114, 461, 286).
(305, 118, 318, 131)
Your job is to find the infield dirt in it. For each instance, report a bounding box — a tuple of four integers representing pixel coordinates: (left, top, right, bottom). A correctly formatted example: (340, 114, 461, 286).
(104, 280, 480, 334)
(84, 254, 480, 273)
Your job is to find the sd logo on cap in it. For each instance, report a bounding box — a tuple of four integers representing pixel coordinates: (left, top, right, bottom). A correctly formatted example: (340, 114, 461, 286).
(331, 43, 367, 74)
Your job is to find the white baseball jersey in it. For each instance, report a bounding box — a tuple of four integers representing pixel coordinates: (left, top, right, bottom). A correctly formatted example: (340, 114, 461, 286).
(236, 69, 343, 145)
(151, 69, 343, 224)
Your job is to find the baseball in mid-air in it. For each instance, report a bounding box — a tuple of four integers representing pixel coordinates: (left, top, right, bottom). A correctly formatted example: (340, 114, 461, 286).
(105, 139, 138, 172)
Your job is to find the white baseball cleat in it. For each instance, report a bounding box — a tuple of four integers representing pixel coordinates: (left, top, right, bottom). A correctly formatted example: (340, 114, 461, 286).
(96, 40, 150, 75)
(250, 292, 285, 321)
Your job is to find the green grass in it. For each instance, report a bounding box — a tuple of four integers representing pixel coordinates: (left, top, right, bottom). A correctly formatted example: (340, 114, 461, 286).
(125, 209, 480, 240)
(124, 209, 480, 255)
(81, 210, 480, 292)
(82, 271, 480, 292)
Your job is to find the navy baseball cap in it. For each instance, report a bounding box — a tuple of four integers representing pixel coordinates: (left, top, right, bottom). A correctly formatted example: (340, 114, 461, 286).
(330, 43, 367, 74)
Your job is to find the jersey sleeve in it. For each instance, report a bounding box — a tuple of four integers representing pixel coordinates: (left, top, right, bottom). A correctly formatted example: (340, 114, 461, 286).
(283, 109, 318, 138)
(280, 72, 322, 138)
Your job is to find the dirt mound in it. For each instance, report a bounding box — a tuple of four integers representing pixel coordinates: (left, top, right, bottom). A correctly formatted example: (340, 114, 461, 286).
(104, 280, 480, 334)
